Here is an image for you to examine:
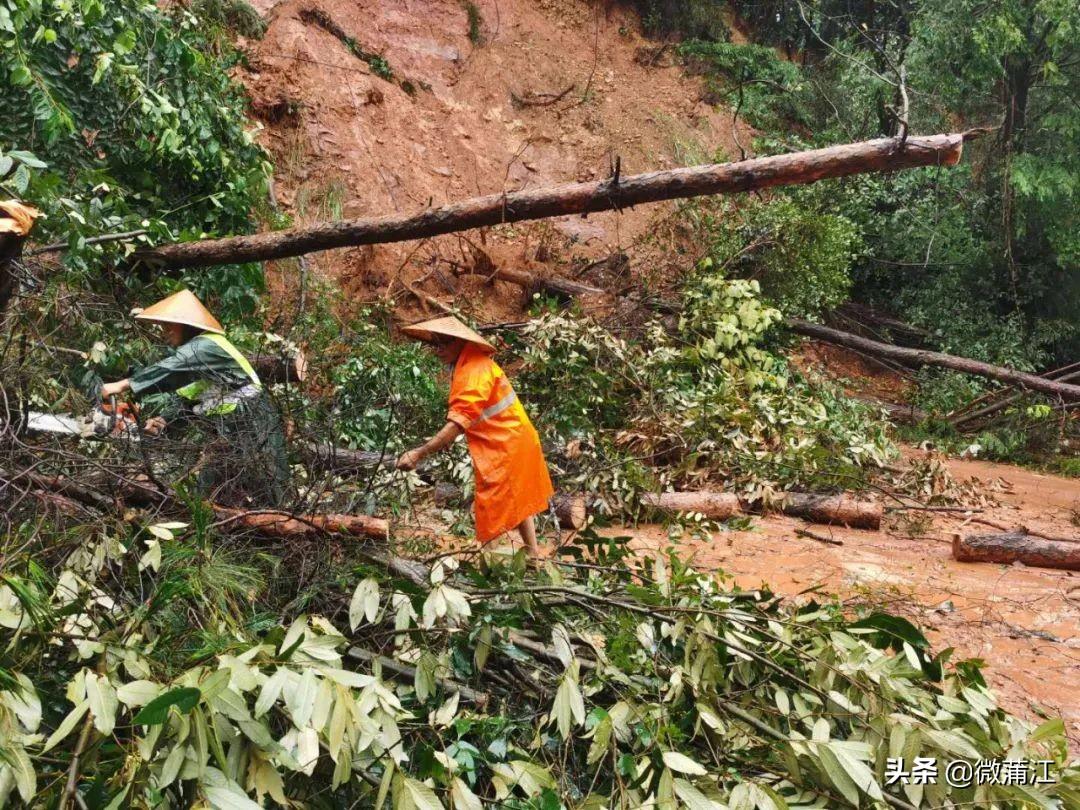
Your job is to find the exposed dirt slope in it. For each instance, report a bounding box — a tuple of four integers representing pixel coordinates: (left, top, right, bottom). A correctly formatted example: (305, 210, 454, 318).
(240, 0, 744, 323)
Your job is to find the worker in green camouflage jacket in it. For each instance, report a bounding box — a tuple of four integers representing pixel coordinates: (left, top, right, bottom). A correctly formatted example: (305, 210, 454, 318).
(100, 289, 290, 507)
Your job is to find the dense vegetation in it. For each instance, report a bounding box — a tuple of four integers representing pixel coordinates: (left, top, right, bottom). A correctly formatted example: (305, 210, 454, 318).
(651, 0, 1079, 465)
(0, 0, 270, 317)
(2, 0, 1079, 806)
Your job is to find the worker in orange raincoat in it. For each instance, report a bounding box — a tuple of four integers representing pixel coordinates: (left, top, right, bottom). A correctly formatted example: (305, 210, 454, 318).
(395, 316, 554, 557)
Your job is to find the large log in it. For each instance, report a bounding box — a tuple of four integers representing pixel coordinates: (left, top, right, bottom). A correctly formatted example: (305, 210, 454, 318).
(789, 319, 1080, 402)
(641, 491, 741, 519)
(641, 490, 881, 529)
(551, 493, 588, 530)
(134, 135, 964, 271)
(210, 507, 388, 540)
(953, 532, 1080, 571)
(775, 493, 881, 530)
(249, 349, 308, 386)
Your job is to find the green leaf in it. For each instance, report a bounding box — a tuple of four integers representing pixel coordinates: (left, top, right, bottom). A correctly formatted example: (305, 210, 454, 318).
(662, 751, 708, 776)
(203, 786, 263, 810)
(1028, 717, 1064, 744)
(85, 672, 118, 735)
(350, 577, 380, 630)
(6, 151, 47, 169)
(816, 743, 859, 806)
(132, 686, 201, 725)
(12, 164, 30, 194)
(403, 776, 444, 810)
(672, 778, 720, 810)
(42, 700, 89, 752)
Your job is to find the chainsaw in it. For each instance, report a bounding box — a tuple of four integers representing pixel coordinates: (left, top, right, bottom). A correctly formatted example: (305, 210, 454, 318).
(26, 396, 141, 439)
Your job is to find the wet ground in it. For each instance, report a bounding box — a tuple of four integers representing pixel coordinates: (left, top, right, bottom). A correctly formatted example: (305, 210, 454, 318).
(614, 455, 1080, 749)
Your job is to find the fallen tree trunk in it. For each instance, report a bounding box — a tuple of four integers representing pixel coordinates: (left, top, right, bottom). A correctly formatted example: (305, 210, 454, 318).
(301, 442, 389, 473)
(951, 368, 1080, 428)
(774, 493, 882, 530)
(641, 490, 881, 529)
(641, 491, 741, 519)
(789, 319, 1080, 402)
(134, 134, 964, 271)
(249, 349, 308, 386)
(952, 532, 1080, 571)
(209, 507, 388, 540)
(551, 493, 587, 530)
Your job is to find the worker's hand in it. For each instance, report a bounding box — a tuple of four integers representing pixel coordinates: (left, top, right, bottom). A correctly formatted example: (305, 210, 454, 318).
(100, 380, 128, 399)
(142, 416, 167, 436)
(395, 448, 423, 471)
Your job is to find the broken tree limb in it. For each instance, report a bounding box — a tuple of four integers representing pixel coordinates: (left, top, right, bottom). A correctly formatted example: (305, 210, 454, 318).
(952, 533, 1080, 571)
(480, 266, 604, 299)
(789, 319, 1080, 402)
(133, 134, 964, 271)
(347, 647, 490, 707)
(641, 490, 881, 529)
(794, 527, 844, 546)
(951, 368, 1080, 428)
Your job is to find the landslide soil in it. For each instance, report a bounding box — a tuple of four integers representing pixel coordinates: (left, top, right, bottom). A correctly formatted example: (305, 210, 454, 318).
(240, 0, 745, 324)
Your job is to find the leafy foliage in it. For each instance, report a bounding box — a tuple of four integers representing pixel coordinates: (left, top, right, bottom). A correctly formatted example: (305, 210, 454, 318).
(512, 273, 891, 513)
(679, 39, 810, 130)
(686, 195, 860, 317)
(0, 0, 271, 318)
(629, 0, 731, 40)
(3, 521, 1077, 807)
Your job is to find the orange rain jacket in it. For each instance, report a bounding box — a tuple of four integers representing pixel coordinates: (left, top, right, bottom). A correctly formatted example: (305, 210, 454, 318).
(447, 343, 554, 543)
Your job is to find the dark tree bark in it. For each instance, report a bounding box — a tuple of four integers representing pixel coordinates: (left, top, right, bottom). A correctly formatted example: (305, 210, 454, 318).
(133, 134, 965, 271)
(788, 319, 1080, 401)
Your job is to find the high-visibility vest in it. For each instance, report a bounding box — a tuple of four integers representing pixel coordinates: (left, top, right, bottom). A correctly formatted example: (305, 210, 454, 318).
(176, 334, 262, 415)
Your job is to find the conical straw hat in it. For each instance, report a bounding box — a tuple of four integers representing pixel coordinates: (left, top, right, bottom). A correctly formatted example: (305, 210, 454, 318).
(0, 200, 42, 236)
(401, 316, 494, 352)
(134, 289, 224, 335)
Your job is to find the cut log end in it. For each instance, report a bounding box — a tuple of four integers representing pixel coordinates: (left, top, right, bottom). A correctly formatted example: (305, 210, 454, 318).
(552, 493, 587, 530)
(777, 493, 882, 531)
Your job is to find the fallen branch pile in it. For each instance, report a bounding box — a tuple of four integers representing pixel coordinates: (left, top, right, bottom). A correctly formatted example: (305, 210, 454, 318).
(4, 503, 1076, 808)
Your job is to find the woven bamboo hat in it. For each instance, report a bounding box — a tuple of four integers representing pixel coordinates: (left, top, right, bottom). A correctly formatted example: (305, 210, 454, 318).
(134, 289, 224, 335)
(401, 316, 494, 353)
(0, 200, 42, 236)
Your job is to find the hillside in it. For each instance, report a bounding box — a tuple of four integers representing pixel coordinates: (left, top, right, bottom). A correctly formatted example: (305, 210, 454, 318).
(241, 0, 746, 320)
(2, 0, 1078, 805)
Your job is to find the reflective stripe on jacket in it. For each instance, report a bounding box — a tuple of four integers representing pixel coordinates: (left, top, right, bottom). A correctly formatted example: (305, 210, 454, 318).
(175, 334, 263, 416)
